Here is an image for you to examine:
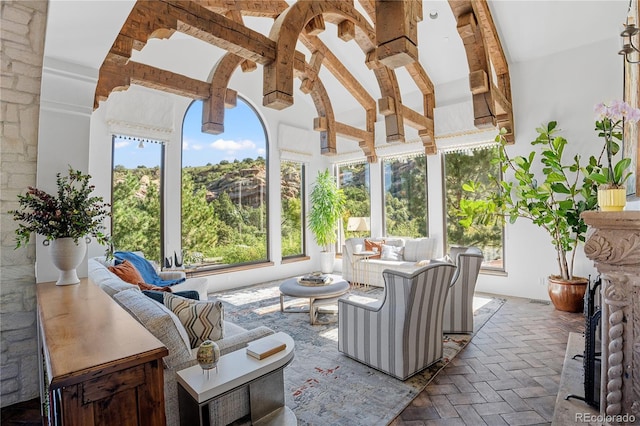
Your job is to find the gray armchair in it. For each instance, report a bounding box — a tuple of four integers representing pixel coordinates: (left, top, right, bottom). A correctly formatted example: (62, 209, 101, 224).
(443, 247, 484, 334)
(338, 263, 456, 380)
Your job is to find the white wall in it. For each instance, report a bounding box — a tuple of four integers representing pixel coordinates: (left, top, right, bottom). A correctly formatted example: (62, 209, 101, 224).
(36, 58, 97, 282)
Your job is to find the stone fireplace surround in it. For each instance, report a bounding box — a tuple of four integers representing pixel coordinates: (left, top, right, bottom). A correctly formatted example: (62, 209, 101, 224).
(582, 211, 640, 423)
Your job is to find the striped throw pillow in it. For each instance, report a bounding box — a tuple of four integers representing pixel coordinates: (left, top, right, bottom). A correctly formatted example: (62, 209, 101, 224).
(164, 293, 224, 348)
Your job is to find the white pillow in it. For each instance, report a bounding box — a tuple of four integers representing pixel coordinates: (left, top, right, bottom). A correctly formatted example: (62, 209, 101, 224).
(380, 244, 404, 261)
(404, 238, 434, 262)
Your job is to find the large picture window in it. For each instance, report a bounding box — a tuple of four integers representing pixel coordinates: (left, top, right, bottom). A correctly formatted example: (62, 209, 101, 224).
(338, 162, 370, 250)
(181, 98, 268, 270)
(383, 155, 428, 237)
(444, 146, 504, 269)
(111, 136, 164, 263)
(281, 161, 305, 258)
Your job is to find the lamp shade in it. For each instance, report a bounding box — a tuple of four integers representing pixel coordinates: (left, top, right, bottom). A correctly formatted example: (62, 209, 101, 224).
(346, 217, 370, 232)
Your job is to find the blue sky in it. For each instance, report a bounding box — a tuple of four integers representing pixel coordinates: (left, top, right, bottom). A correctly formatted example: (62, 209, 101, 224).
(113, 99, 266, 169)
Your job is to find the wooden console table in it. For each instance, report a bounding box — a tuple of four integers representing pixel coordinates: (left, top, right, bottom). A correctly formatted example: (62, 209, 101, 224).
(37, 278, 168, 426)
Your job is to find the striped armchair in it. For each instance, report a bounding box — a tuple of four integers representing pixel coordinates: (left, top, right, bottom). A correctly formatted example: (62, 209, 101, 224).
(338, 263, 456, 380)
(443, 247, 484, 334)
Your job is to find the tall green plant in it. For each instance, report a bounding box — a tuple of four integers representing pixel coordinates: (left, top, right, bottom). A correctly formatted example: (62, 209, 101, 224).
(457, 122, 598, 280)
(308, 169, 346, 252)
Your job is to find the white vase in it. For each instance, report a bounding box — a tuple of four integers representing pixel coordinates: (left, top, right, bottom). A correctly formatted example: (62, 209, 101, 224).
(47, 237, 87, 285)
(319, 251, 335, 274)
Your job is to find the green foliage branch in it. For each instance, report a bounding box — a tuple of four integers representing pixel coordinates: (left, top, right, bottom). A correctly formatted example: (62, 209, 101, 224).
(308, 169, 346, 252)
(457, 122, 598, 281)
(10, 167, 111, 248)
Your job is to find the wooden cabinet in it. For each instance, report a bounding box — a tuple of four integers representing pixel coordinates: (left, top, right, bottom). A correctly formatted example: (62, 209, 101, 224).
(37, 279, 168, 426)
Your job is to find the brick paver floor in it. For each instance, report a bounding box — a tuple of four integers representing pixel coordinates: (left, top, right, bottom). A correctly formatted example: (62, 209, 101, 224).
(391, 295, 584, 426)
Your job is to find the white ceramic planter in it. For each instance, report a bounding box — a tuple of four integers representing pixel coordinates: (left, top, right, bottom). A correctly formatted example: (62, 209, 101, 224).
(319, 251, 335, 273)
(47, 237, 87, 285)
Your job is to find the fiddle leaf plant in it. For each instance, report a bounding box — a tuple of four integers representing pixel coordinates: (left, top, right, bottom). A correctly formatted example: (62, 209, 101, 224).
(308, 169, 346, 252)
(457, 122, 598, 281)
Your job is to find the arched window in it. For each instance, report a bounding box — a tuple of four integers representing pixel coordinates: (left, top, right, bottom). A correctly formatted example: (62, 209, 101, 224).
(181, 97, 268, 271)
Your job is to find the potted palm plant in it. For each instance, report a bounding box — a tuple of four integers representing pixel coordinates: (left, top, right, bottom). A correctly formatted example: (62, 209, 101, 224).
(458, 122, 598, 312)
(10, 167, 111, 285)
(308, 169, 346, 273)
(589, 100, 640, 211)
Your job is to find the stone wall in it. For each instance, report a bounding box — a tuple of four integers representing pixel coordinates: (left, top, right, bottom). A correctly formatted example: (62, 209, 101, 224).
(1, 0, 48, 407)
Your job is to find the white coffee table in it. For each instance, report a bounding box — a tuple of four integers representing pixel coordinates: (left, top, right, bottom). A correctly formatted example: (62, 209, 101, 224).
(177, 332, 296, 426)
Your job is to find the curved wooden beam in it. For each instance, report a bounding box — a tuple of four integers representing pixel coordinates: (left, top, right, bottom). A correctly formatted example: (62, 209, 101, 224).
(373, 65, 405, 143)
(448, 0, 514, 143)
(264, 0, 375, 109)
(309, 77, 337, 156)
(202, 53, 244, 134)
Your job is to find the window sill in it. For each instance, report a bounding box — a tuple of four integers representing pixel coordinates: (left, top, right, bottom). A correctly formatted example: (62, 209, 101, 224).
(186, 261, 275, 278)
(480, 268, 507, 277)
(282, 255, 310, 264)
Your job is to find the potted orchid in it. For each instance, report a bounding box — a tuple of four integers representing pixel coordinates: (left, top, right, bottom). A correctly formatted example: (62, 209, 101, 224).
(589, 100, 640, 211)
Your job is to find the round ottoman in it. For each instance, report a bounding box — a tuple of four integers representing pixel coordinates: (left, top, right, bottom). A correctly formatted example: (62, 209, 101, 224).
(279, 274, 350, 325)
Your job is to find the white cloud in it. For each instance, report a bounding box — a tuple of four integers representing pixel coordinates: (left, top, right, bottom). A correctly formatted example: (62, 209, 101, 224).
(183, 137, 205, 151)
(210, 138, 257, 152)
(114, 140, 131, 149)
(257, 148, 266, 156)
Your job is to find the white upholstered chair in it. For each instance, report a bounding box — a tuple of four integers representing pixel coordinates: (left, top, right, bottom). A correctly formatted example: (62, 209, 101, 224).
(338, 263, 456, 380)
(442, 247, 484, 334)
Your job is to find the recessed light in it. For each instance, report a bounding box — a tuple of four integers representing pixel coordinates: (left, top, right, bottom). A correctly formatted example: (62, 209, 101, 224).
(429, 10, 438, 20)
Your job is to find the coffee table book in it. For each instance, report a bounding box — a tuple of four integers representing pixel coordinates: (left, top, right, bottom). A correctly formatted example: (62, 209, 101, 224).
(246, 337, 286, 360)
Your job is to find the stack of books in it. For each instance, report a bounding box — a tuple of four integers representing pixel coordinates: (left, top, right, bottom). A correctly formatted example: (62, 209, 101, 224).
(299, 272, 331, 286)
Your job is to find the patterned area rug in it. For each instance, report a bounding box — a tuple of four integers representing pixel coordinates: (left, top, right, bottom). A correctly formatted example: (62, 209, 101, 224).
(212, 280, 504, 426)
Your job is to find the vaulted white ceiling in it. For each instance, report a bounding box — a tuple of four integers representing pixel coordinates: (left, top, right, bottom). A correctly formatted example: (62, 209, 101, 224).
(43, 0, 629, 119)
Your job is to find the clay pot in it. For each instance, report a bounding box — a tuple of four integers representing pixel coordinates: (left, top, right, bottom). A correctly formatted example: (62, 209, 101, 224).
(547, 276, 588, 313)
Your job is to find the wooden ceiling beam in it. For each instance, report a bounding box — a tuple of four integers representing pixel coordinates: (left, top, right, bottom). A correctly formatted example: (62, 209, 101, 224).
(109, 0, 277, 65)
(405, 61, 435, 154)
(309, 77, 337, 156)
(202, 53, 243, 134)
(335, 121, 376, 163)
(199, 0, 286, 18)
(471, 0, 513, 142)
(299, 35, 375, 110)
(358, 0, 376, 24)
(375, 0, 422, 68)
(264, 1, 376, 110)
(224, 9, 256, 73)
(94, 61, 211, 109)
(448, 0, 514, 143)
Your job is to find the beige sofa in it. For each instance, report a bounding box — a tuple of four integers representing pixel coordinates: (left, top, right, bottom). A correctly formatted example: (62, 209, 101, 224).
(342, 237, 437, 287)
(88, 257, 274, 426)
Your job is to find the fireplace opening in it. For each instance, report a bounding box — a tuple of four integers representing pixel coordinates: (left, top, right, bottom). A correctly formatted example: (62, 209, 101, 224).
(565, 276, 601, 409)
